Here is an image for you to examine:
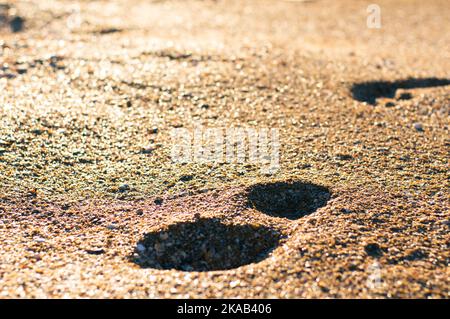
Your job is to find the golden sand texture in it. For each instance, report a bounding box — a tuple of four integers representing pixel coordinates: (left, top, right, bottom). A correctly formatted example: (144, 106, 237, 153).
(0, 0, 449, 298)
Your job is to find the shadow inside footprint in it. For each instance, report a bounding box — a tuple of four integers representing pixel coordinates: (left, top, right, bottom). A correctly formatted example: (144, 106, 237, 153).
(133, 217, 281, 271)
(247, 181, 330, 220)
(351, 77, 450, 105)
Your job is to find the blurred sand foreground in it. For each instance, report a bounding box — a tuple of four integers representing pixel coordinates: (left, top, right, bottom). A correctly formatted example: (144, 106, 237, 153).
(0, 0, 449, 298)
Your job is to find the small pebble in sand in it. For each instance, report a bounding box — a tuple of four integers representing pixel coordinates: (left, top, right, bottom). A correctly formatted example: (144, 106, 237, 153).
(10, 16, 25, 33)
(118, 184, 130, 192)
(364, 243, 383, 257)
(136, 244, 146, 253)
(31, 129, 44, 135)
(86, 249, 105, 255)
(413, 123, 424, 132)
(396, 92, 413, 100)
(140, 147, 153, 154)
(179, 175, 193, 182)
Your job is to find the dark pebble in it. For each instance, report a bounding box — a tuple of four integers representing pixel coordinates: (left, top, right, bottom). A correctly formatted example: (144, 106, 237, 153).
(10, 16, 24, 33)
(364, 243, 383, 257)
(179, 175, 193, 182)
(86, 249, 105, 255)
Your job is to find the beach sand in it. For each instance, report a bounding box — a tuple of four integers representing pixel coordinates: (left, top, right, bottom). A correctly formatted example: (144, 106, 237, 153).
(0, 0, 448, 298)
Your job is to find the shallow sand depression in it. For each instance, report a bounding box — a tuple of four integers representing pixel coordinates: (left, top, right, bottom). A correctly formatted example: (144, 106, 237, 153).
(0, 0, 449, 298)
(133, 217, 283, 272)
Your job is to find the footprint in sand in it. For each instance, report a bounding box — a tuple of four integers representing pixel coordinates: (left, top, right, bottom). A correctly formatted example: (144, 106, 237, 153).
(351, 77, 450, 105)
(132, 181, 330, 272)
